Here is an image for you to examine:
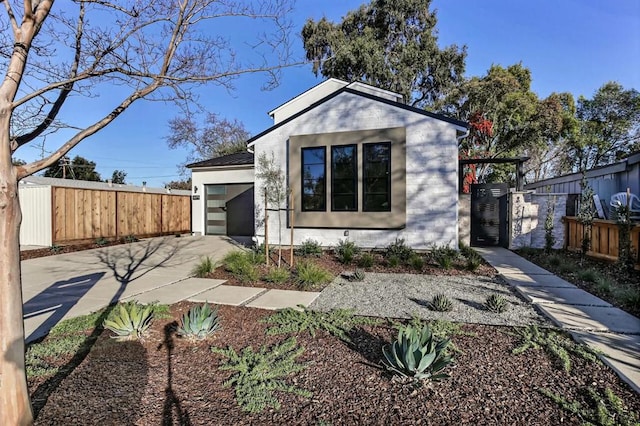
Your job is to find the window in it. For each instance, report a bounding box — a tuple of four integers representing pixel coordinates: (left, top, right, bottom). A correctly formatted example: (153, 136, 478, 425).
(363, 142, 391, 211)
(331, 145, 357, 211)
(301, 147, 326, 211)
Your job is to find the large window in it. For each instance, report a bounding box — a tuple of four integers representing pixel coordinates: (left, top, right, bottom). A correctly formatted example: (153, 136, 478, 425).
(363, 142, 391, 211)
(331, 145, 357, 211)
(301, 147, 326, 211)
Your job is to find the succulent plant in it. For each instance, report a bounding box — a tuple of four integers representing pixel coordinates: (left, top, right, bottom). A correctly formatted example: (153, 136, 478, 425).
(176, 303, 221, 340)
(103, 302, 154, 340)
(349, 269, 365, 282)
(430, 293, 453, 312)
(382, 323, 453, 381)
(485, 294, 509, 313)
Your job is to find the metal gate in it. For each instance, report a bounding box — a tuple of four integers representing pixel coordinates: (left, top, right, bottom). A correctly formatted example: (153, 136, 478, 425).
(470, 183, 508, 247)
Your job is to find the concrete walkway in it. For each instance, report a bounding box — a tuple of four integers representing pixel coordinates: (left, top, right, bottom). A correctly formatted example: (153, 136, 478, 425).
(21, 236, 319, 343)
(475, 247, 640, 394)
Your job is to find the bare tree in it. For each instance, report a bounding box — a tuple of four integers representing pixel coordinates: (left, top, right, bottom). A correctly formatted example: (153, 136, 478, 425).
(166, 112, 251, 174)
(0, 1, 295, 423)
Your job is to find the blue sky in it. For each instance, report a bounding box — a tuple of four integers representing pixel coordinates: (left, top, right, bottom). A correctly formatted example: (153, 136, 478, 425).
(18, 0, 640, 187)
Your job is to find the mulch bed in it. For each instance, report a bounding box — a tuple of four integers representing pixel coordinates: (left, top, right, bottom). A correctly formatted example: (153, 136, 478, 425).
(208, 251, 497, 291)
(20, 240, 131, 261)
(30, 302, 640, 425)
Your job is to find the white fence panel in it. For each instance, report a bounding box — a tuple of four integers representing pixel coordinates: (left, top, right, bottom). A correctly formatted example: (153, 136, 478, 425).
(19, 185, 52, 246)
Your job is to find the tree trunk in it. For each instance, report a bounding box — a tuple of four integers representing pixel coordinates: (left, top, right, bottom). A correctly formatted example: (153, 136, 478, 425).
(0, 112, 33, 424)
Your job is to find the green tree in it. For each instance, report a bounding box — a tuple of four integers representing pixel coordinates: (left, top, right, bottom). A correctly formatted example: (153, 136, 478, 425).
(166, 113, 250, 171)
(447, 64, 571, 184)
(0, 1, 294, 422)
(165, 178, 192, 190)
(562, 82, 640, 172)
(301, 0, 466, 108)
(110, 169, 127, 185)
(43, 155, 102, 181)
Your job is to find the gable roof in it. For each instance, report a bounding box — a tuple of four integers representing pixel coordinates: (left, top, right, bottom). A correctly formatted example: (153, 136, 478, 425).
(248, 86, 468, 147)
(186, 151, 254, 168)
(268, 78, 404, 122)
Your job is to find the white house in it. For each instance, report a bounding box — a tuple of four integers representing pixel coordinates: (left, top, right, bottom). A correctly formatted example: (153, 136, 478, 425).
(190, 79, 468, 249)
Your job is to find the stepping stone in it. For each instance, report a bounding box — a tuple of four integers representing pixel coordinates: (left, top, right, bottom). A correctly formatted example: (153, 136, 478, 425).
(570, 331, 640, 395)
(131, 278, 225, 305)
(500, 273, 576, 288)
(537, 304, 640, 334)
(190, 285, 266, 306)
(514, 285, 611, 307)
(246, 289, 320, 310)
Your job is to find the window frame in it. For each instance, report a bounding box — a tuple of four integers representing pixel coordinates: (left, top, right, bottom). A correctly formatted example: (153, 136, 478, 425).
(362, 141, 392, 212)
(330, 144, 358, 212)
(300, 146, 327, 212)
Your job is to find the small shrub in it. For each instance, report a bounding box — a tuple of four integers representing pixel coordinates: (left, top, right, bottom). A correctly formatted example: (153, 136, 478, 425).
(103, 301, 154, 341)
(431, 244, 458, 269)
(594, 276, 613, 296)
(408, 254, 424, 270)
(518, 246, 538, 256)
(49, 244, 62, 254)
(539, 386, 639, 426)
(558, 262, 577, 274)
(223, 250, 260, 282)
(577, 269, 599, 283)
(357, 252, 375, 268)
(252, 242, 265, 256)
(334, 239, 360, 264)
(385, 238, 414, 262)
(95, 237, 108, 247)
(176, 303, 221, 340)
(296, 261, 332, 288)
(548, 255, 562, 268)
(386, 254, 400, 268)
(296, 239, 323, 257)
(123, 234, 139, 243)
(211, 337, 311, 413)
(382, 323, 453, 382)
(430, 293, 453, 312)
(264, 266, 291, 284)
(262, 306, 380, 342)
(192, 256, 215, 278)
(512, 325, 601, 372)
(485, 294, 509, 313)
(465, 253, 482, 271)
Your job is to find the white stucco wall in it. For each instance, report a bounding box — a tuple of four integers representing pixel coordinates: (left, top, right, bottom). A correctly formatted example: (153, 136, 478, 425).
(510, 192, 567, 250)
(190, 166, 254, 235)
(252, 91, 462, 250)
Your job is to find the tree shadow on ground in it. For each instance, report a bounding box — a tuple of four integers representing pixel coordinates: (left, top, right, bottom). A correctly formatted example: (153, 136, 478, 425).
(94, 237, 185, 301)
(158, 322, 192, 425)
(344, 326, 392, 368)
(30, 238, 185, 420)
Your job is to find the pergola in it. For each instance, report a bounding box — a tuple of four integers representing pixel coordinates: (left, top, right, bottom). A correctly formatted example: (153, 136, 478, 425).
(458, 157, 530, 193)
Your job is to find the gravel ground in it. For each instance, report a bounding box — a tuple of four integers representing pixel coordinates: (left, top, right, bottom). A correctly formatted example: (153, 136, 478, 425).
(310, 272, 551, 327)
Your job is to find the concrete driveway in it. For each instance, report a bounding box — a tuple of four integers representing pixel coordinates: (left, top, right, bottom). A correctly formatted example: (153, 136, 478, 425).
(21, 235, 240, 342)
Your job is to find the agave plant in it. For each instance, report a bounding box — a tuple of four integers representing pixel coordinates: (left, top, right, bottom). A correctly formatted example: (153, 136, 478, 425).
(382, 323, 453, 381)
(103, 302, 154, 340)
(176, 303, 221, 340)
(485, 294, 509, 313)
(349, 269, 365, 282)
(430, 293, 453, 312)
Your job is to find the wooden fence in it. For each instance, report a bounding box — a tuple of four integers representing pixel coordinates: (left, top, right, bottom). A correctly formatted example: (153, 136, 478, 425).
(564, 216, 640, 268)
(52, 187, 191, 244)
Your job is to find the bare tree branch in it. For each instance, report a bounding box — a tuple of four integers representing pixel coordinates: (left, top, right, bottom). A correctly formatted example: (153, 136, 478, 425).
(3, 1, 20, 36)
